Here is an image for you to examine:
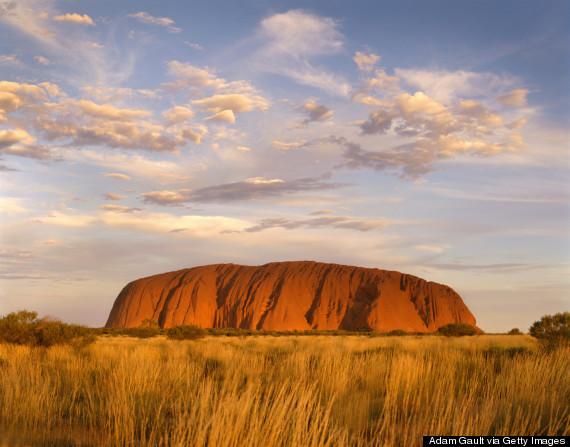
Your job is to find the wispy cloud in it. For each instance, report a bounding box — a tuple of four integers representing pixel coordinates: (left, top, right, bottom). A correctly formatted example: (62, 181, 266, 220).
(394, 68, 518, 104)
(141, 174, 347, 205)
(253, 10, 350, 96)
(244, 215, 386, 233)
(127, 11, 181, 33)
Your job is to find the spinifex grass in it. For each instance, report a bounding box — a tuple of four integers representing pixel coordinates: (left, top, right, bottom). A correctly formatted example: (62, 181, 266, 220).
(0, 335, 568, 446)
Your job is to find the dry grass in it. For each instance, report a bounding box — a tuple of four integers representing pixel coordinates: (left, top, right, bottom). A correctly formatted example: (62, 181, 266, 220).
(0, 335, 568, 446)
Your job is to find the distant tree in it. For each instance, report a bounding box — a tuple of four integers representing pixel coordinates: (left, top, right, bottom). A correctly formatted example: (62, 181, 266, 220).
(508, 328, 522, 335)
(437, 323, 478, 337)
(529, 312, 570, 347)
(140, 319, 159, 328)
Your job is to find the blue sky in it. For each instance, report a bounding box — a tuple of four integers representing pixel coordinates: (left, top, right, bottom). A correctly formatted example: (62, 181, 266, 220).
(1, 0, 568, 331)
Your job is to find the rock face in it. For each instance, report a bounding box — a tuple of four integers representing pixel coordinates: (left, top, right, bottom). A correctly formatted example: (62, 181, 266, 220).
(105, 261, 476, 332)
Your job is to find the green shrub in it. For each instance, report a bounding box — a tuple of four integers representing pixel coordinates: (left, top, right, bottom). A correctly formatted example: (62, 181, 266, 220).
(437, 322, 478, 337)
(123, 326, 161, 339)
(0, 310, 96, 347)
(508, 328, 522, 335)
(529, 312, 570, 347)
(167, 325, 205, 340)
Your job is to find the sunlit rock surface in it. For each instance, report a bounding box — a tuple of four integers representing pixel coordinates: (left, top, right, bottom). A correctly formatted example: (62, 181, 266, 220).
(105, 261, 476, 331)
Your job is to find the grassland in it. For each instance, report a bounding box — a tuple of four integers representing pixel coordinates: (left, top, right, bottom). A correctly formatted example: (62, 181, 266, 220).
(0, 335, 568, 446)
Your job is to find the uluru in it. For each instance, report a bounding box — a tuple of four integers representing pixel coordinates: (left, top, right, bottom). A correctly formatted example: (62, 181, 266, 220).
(105, 261, 476, 332)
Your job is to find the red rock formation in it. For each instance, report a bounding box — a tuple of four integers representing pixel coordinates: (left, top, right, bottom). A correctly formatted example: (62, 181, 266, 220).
(105, 261, 476, 332)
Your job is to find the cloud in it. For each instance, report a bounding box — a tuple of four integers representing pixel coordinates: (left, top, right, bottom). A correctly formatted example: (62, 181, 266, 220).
(346, 75, 527, 178)
(414, 245, 446, 253)
(181, 125, 207, 144)
(0, 197, 28, 215)
(193, 94, 268, 115)
(295, 98, 333, 126)
(34, 55, 50, 65)
(128, 11, 181, 33)
(163, 106, 194, 125)
(165, 62, 223, 89)
(163, 61, 258, 96)
(98, 205, 141, 213)
(204, 110, 235, 124)
(74, 100, 152, 121)
(260, 9, 343, 57)
(427, 262, 548, 273)
(141, 174, 347, 205)
(0, 248, 33, 259)
(0, 81, 50, 119)
(236, 146, 251, 152)
(0, 54, 18, 63)
(457, 100, 503, 128)
(254, 10, 350, 96)
(0, 128, 35, 148)
(342, 130, 523, 179)
(0, 128, 54, 160)
(99, 212, 248, 236)
(103, 193, 125, 201)
(104, 173, 131, 181)
(310, 209, 334, 215)
(350, 69, 401, 104)
(395, 68, 517, 103)
(0, 82, 192, 153)
(35, 238, 59, 245)
(358, 109, 396, 135)
(353, 51, 380, 72)
(140, 189, 191, 206)
(272, 140, 309, 151)
(53, 13, 95, 26)
(244, 215, 386, 233)
(497, 89, 529, 107)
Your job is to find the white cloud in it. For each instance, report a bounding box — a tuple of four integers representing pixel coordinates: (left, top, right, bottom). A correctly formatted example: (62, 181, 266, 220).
(104, 173, 132, 181)
(53, 13, 95, 26)
(74, 99, 152, 121)
(497, 89, 529, 107)
(0, 197, 28, 215)
(163, 106, 194, 125)
(193, 94, 268, 117)
(395, 68, 517, 103)
(0, 54, 18, 63)
(204, 110, 235, 124)
(128, 11, 181, 33)
(353, 51, 380, 71)
(103, 193, 125, 201)
(34, 55, 50, 65)
(254, 10, 350, 96)
(272, 140, 309, 151)
(98, 205, 141, 213)
(100, 212, 249, 237)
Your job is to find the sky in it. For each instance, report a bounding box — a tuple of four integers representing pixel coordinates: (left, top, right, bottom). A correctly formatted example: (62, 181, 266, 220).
(0, 0, 568, 332)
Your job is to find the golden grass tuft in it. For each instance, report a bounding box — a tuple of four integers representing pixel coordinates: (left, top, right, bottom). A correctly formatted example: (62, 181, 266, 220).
(0, 335, 568, 446)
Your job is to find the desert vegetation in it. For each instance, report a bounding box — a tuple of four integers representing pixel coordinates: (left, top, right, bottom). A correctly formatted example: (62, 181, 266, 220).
(1, 324, 568, 446)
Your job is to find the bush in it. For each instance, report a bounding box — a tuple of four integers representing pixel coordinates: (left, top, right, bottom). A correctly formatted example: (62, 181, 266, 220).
(387, 329, 407, 336)
(167, 325, 206, 340)
(437, 323, 478, 337)
(529, 312, 569, 347)
(0, 310, 96, 347)
(508, 328, 522, 335)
